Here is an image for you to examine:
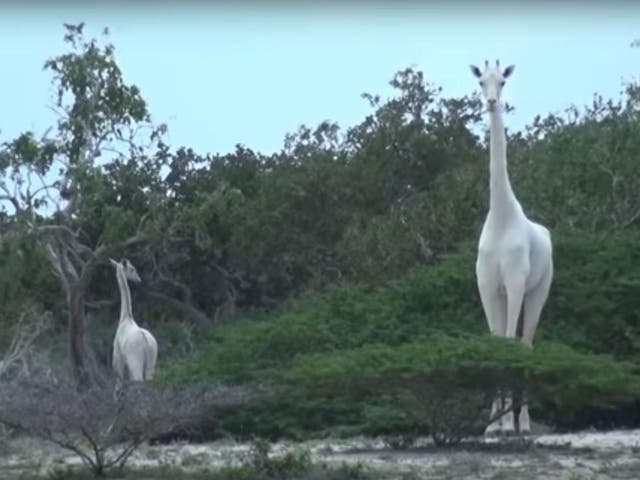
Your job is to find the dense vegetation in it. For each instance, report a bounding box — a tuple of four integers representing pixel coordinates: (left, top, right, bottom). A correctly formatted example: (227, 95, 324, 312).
(1, 23, 640, 444)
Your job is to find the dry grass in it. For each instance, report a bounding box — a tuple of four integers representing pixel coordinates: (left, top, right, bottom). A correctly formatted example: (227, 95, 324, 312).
(2, 431, 640, 479)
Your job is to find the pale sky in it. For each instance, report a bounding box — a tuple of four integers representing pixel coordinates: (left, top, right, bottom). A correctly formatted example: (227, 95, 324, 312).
(0, 2, 639, 155)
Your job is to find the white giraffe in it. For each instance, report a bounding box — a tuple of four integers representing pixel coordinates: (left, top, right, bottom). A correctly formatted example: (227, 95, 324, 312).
(110, 258, 158, 383)
(470, 60, 553, 435)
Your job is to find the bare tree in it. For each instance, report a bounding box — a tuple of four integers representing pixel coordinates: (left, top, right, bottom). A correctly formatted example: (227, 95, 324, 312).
(0, 367, 257, 476)
(0, 306, 52, 380)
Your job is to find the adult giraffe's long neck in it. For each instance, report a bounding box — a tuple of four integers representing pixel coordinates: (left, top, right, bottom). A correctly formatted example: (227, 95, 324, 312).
(488, 106, 520, 219)
(116, 267, 134, 324)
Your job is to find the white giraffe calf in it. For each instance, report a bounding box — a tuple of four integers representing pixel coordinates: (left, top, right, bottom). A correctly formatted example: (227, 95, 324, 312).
(110, 258, 158, 383)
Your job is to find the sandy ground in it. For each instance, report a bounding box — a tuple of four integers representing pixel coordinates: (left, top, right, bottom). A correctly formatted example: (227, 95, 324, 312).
(1, 429, 640, 479)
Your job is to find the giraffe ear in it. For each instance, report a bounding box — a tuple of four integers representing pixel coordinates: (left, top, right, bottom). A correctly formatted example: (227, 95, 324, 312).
(470, 65, 482, 78)
(109, 258, 118, 267)
(503, 65, 515, 78)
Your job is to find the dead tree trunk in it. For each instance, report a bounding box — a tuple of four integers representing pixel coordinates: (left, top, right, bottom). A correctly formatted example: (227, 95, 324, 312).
(45, 238, 96, 388)
(67, 285, 93, 388)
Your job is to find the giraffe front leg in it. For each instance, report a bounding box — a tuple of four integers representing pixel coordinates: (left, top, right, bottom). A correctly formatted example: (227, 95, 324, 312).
(504, 276, 526, 340)
(476, 259, 507, 337)
(485, 396, 504, 436)
(502, 272, 527, 435)
(476, 263, 508, 437)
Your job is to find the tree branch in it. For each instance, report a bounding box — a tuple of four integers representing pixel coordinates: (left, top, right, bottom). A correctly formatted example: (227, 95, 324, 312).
(0, 182, 20, 213)
(45, 242, 72, 293)
(93, 232, 149, 262)
(142, 289, 210, 326)
(0, 309, 51, 379)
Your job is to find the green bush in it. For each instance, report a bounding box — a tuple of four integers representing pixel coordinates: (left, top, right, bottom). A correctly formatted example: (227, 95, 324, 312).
(163, 228, 640, 382)
(160, 228, 640, 439)
(158, 249, 480, 387)
(288, 335, 640, 443)
(539, 229, 640, 359)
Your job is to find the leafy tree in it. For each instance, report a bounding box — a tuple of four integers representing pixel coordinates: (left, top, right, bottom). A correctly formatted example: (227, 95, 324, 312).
(509, 86, 640, 232)
(0, 23, 165, 386)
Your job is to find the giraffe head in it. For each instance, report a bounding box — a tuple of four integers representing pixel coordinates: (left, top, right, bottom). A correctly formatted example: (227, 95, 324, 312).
(470, 60, 514, 112)
(109, 258, 142, 283)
